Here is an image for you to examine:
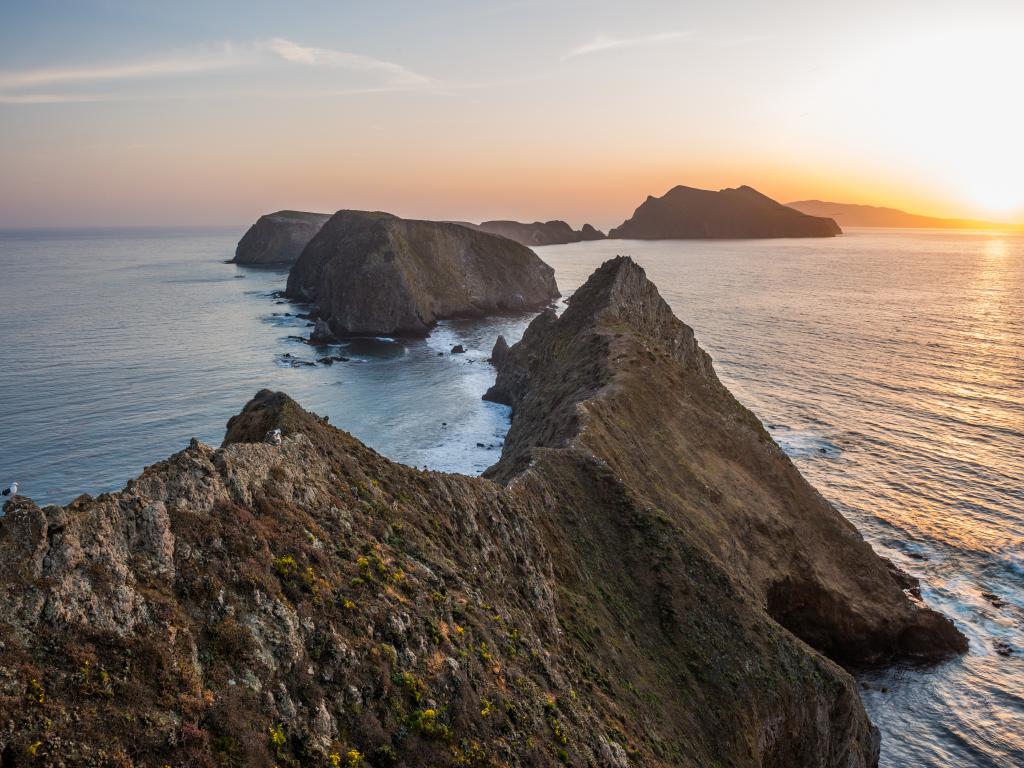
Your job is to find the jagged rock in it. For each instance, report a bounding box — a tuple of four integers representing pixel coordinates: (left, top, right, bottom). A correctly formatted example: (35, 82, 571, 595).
(609, 185, 842, 239)
(490, 334, 509, 366)
(232, 210, 331, 264)
(450, 344, 465, 354)
(0, 259, 965, 766)
(286, 211, 559, 337)
(309, 318, 336, 343)
(466, 219, 607, 246)
(486, 256, 963, 664)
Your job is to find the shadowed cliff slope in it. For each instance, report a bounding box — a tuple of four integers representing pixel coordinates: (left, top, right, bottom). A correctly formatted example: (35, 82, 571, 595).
(0, 259, 963, 767)
(232, 211, 331, 265)
(610, 186, 841, 239)
(286, 211, 559, 337)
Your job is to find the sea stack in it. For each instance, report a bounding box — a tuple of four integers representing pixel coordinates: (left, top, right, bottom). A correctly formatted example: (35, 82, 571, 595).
(286, 210, 559, 337)
(609, 185, 842, 239)
(232, 210, 331, 265)
(469, 219, 607, 246)
(0, 258, 964, 766)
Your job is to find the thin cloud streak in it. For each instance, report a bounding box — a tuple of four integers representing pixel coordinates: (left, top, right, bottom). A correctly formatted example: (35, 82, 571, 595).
(0, 46, 248, 89)
(0, 38, 431, 103)
(264, 38, 429, 86)
(562, 31, 692, 60)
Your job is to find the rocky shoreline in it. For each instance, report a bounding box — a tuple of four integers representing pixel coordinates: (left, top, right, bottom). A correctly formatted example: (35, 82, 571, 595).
(0, 257, 963, 767)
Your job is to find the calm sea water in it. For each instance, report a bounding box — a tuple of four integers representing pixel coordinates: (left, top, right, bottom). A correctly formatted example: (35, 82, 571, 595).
(0, 226, 1021, 766)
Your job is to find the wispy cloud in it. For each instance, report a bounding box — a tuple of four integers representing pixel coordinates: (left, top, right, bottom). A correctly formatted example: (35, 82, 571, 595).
(562, 31, 691, 60)
(0, 38, 432, 104)
(264, 38, 429, 86)
(0, 45, 248, 90)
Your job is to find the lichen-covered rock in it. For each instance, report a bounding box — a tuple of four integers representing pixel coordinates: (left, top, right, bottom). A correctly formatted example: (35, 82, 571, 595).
(0, 258, 963, 767)
(232, 210, 331, 265)
(286, 211, 559, 337)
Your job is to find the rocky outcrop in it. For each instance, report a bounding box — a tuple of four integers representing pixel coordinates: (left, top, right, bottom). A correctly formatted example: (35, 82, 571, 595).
(286, 211, 559, 337)
(232, 211, 331, 265)
(468, 220, 606, 246)
(0, 259, 964, 767)
(609, 185, 842, 239)
(486, 256, 963, 664)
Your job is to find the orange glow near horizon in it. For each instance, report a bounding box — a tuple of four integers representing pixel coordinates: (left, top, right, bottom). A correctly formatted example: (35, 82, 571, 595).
(2, 5, 1023, 228)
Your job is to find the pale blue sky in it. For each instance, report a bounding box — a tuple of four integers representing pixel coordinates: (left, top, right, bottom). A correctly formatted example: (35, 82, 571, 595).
(2, 0, 1022, 227)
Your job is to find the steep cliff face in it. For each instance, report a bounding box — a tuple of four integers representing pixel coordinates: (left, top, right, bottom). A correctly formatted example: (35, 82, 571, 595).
(232, 211, 331, 264)
(0, 259, 964, 767)
(469, 220, 606, 246)
(286, 211, 560, 337)
(609, 185, 842, 239)
(486, 257, 963, 665)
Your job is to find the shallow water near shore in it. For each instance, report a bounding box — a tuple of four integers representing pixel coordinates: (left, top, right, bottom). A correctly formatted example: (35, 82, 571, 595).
(1, 226, 1021, 766)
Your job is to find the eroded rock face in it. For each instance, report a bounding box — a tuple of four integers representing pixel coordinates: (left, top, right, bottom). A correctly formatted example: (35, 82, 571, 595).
(487, 256, 964, 664)
(232, 210, 331, 264)
(0, 258, 964, 767)
(469, 220, 607, 246)
(286, 211, 560, 337)
(609, 185, 842, 239)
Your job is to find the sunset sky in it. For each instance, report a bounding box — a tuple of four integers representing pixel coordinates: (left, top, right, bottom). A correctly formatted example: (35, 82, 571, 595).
(2, 0, 1023, 228)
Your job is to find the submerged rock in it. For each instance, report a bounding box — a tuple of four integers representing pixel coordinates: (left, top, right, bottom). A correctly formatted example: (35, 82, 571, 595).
(0, 259, 964, 766)
(286, 211, 559, 337)
(232, 210, 331, 264)
(609, 184, 842, 239)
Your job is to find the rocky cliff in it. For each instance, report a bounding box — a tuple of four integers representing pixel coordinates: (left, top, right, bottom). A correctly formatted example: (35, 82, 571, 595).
(0, 258, 963, 767)
(232, 211, 331, 265)
(286, 211, 560, 337)
(469, 220, 606, 246)
(609, 185, 841, 239)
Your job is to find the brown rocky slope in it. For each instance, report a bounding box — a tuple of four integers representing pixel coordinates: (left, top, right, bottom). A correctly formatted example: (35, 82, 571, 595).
(0, 258, 963, 767)
(286, 211, 559, 337)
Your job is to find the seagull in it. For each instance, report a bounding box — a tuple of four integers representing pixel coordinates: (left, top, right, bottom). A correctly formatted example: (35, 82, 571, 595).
(2, 481, 17, 498)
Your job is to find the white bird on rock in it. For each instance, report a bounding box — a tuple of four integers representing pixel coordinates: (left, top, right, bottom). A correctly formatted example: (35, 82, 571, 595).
(2, 481, 17, 498)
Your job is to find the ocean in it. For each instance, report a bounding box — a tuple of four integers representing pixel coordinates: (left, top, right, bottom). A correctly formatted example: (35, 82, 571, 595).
(0, 226, 1021, 766)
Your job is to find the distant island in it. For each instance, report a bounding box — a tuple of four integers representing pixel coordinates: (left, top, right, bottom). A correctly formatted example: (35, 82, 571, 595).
(465, 220, 605, 246)
(787, 199, 1015, 230)
(231, 210, 331, 264)
(610, 185, 842, 239)
(285, 210, 559, 337)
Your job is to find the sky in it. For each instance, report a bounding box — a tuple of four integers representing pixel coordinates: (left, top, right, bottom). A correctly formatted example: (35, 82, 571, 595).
(2, 0, 1023, 228)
